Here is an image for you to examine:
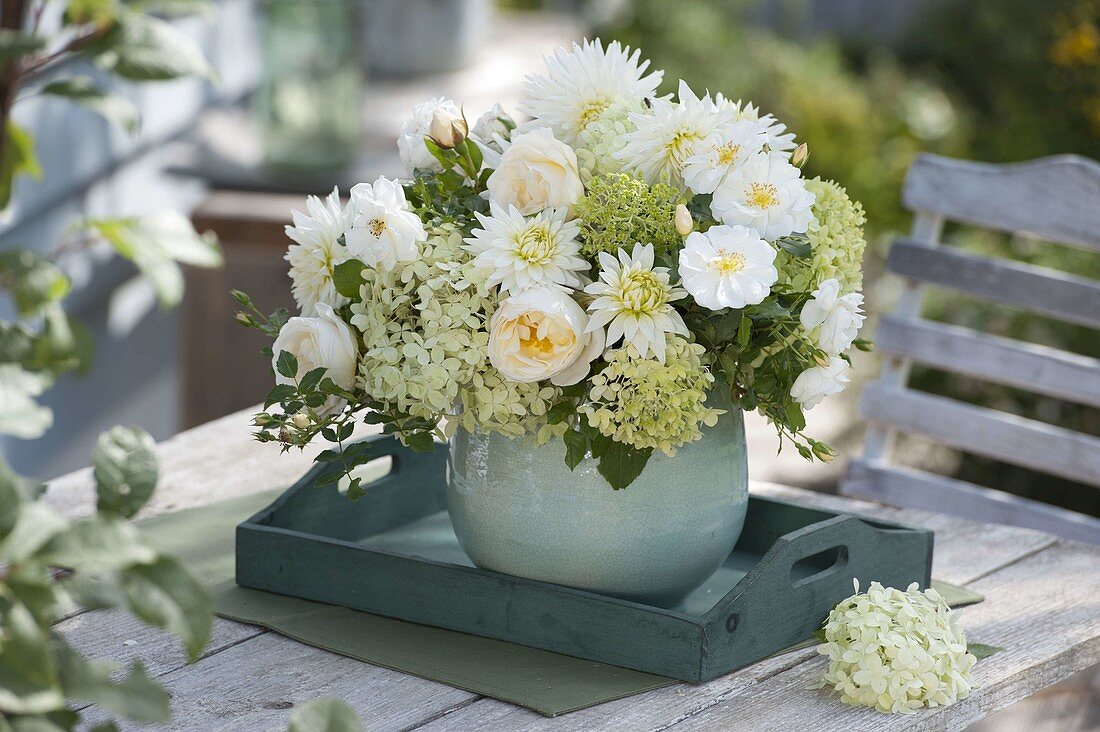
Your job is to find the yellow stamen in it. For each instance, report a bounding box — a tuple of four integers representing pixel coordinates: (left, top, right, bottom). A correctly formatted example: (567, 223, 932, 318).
(746, 182, 780, 210)
(368, 218, 387, 237)
(717, 142, 741, 166)
(710, 249, 746, 275)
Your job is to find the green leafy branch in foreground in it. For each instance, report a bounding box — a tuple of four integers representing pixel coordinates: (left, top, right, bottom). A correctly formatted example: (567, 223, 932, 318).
(0, 429, 212, 730)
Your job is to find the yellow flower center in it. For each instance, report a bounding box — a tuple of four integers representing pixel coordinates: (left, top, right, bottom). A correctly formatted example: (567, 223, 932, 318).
(515, 225, 554, 264)
(667, 128, 705, 169)
(516, 315, 573, 357)
(579, 99, 612, 129)
(710, 249, 746, 275)
(620, 269, 667, 313)
(368, 218, 387, 237)
(746, 182, 780, 210)
(717, 141, 741, 166)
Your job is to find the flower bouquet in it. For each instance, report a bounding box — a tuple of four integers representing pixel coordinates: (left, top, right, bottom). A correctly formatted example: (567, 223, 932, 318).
(239, 39, 868, 601)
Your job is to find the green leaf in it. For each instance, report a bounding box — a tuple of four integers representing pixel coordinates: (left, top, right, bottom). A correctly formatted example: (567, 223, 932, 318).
(288, 698, 365, 732)
(545, 400, 573, 425)
(562, 427, 587, 470)
(969, 642, 1003, 661)
(0, 30, 46, 61)
(0, 320, 36, 365)
(88, 212, 222, 308)
(65, 0, 118, 25)
(0, 122, 42, 210)
(776, 234, 812, 258)
(30, 303, 95, 377)
(39, 517, 157, 571)
(784, 401, 807, 432)
(0, 502, 69, 563)
(276, 350, 299, 380)
(0, 593, 63, 715)
(119, 555, 213, 662)
(0, 249, 71, 317)
(298, 367, 327, 394)
(88, 12, 214, 81)
(404, 431, 435, 453)
(0, 364, 54, 439)
(595, 440, 653, 490)
(736, 313, 751, 349)
(93, 426, 159, 519)
(55, 642, 170, 723)
(265, 383, 296, 407)
(332, 259, 367, 299)
(747, 298, 790, 321)
(42, 77, 140, 134)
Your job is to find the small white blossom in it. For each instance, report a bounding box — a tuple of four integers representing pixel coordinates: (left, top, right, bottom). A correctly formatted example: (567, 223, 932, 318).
(345, 177, 426, 272)
(464, 203, 588, 294)
(584, 243, 688, 362)
(816, 581, 977, 714)
(397, 97, 461, 175)
(679, 225, 777, 310)
(284, 187, 352, 315)
(711, 152, 816, 239)
(800, 278, 865, 355)
(681, 119, 765, 195)
(470, 103, 515, 153)
(790, 355, 850, 409)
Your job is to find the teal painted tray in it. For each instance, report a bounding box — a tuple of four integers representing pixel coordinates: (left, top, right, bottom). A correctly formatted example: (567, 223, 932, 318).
(236, 434, 933, 683)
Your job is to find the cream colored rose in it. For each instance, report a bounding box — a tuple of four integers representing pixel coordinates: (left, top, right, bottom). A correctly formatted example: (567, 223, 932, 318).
(488, 286, 604, 386)
(272, 303, 359, 413)
(486, 127, 584, 215)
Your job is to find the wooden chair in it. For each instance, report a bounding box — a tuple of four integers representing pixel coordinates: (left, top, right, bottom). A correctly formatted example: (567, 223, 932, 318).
(841, 154, 1100, 544)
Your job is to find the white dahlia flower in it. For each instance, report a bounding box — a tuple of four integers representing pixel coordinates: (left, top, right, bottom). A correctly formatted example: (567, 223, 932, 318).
(519, 38, 663, 146)
(465, 203, 588, 294)
(711, 152, 816, 239)
(679, 225, 778, 310)
(584, 242, 688, 362)
(800, 278, 865, 355)
(284, 186, 353, 315)
(345, 177, 426, 272)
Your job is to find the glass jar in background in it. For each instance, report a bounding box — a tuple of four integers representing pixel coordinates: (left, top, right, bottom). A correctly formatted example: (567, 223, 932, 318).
(255, 0, 363, 174)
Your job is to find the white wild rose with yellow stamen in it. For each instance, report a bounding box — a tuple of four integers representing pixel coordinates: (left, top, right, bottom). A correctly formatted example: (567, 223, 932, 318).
(345, 176, 427, 272)
(679, 225, 778, 310)
(711, 151, 816, 239)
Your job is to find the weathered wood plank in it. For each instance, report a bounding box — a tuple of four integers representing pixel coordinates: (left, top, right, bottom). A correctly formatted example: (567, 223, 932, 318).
(887, 239, 1100, 329)
(861, 383, 1100, 487)
(874, 315, 1100, 408)
(78, 631, 477, 732)
(408, 483, 1060, 732)
(902, 153, 1100, 251)
(660, 540, 1100, 732)
(844, 459, 1100, 545)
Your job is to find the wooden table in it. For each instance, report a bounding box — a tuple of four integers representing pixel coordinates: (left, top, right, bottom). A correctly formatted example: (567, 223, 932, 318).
(47, 408, 1100, 731)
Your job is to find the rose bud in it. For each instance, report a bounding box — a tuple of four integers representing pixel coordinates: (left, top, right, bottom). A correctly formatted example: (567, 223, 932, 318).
(429, 108, 468, 149)
(791, 142, 809, 168)
(674, 203, 694, 236)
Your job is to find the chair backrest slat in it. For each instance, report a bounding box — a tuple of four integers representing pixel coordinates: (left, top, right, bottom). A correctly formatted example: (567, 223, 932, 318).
(903, 154, 1100, 251)
(846, 459, 1100, 544)
(861, 382, 1100, 488)
(887, 239, 1100, 329)
(875, 315, 1100, 408)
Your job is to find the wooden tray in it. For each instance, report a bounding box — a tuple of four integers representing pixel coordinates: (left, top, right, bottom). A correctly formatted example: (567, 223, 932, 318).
(236, 435, 933, 683)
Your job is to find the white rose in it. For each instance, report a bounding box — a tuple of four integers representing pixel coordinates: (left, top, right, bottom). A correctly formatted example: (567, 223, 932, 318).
(471, 103, 515, 153)
(345, 176, 426, 272)
(800, 278, 865, 355)
(398, 97, 461, 175)
(488, 286, 604, 386)
(790, 356, 850, 410)
(486, 127, 584, 216)
(272, 303, 359, 414)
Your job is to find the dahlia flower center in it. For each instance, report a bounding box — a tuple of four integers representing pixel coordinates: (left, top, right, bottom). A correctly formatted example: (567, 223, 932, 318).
(515, 226, 554, 264)
(620, 270, 666, 312)
(668, 128, 705, 167)
(579, 98, 612, 129)
(717, 142, 741, 166)
(746, 182, 780, 210)
(710, 250, 746, 275)
(368, 218, 387, 237)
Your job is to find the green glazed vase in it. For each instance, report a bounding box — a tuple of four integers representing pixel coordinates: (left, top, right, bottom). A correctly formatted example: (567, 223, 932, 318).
(446, 405, 749, 608)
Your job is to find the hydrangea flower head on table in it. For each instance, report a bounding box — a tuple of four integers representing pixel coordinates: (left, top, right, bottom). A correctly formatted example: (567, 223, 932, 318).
(241, 39, 869, 490)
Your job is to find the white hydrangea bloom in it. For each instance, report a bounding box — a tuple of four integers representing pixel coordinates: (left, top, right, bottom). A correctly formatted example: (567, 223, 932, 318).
(679, 225, 777, 310)
(584, 242, 688, 362)
(816, 581, 977, 714)
(800, 278, 865, 355)
(464, 203, 588, 294)
(574, 100, 639, 183)
(681, 119, 765, 195)
(284, 186, 353, 315)
(345, 177, 427, 272)
(397, 97, 461, 175)
(617, 80, 737, 190)
(790, 355, 850, 409)
(519, 39, 663, 146)
(711, 152, 816, 239)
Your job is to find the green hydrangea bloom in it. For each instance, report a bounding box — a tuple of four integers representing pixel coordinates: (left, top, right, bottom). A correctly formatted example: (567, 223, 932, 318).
(574, 101, 638, 184)
(348, 223, 557, 437)
(574, 173, 684, 258)
(775, 178, 867, 294)
(579, 336, 722, 455)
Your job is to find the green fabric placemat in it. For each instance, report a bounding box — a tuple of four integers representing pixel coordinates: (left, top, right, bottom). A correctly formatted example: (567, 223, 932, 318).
(138, 491, 984, 717)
